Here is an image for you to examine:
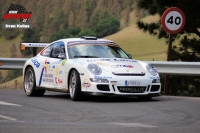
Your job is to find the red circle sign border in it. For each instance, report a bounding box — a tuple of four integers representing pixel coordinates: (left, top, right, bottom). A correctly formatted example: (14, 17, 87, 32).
(161, 7, 186, 34)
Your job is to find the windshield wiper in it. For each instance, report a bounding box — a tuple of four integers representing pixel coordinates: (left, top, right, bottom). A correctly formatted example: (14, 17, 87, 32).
(74, 55, 99, 58)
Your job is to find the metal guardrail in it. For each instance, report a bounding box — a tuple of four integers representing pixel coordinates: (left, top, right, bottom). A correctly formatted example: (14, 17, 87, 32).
(0, 58, 28, 70)
(0, 58, 200, 76)
(145, 61, 200, 76)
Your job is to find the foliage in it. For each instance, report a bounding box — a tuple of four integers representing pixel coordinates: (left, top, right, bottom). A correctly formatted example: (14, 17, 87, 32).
(137, 0, 200, 96)
(78, 29, 96, 37)
(49, 16, 120, 40)
(50, 27, 81, 42)
(2, 29, 19, 40)
(94, 17, 120, 38)
(20, 29, 40, 56)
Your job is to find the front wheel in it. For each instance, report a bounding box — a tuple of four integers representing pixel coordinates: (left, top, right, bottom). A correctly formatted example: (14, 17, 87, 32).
(24, 67, 45, 96)
(69, 70, 82, 101)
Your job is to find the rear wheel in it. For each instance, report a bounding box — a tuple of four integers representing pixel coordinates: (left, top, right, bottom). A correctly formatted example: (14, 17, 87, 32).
(24, 67, 45, 96)
(69, 70, 82, 101)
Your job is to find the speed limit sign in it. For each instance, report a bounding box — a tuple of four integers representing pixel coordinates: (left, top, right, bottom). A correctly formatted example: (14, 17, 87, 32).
(161, 7, 185, 34)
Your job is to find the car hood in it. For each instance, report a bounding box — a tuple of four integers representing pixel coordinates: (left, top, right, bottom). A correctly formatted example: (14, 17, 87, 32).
(73, 58, 146, 75)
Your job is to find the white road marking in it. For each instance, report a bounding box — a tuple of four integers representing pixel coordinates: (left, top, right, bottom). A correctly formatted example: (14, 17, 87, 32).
(0, 115, 17, 121)
(0, 101, 22, 106)
(111, 123, 157, 128)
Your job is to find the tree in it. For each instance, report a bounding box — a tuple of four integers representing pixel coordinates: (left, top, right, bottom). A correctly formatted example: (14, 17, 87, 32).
(94, 17, 120, 38)
(21, 29, 40, 56)
(78, 29, 96, 37)
(50, 27, 81, 42)
(136, 0, 200, 96)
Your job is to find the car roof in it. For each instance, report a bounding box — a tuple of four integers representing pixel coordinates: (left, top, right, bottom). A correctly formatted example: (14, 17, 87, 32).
(53, 37, 118, 46)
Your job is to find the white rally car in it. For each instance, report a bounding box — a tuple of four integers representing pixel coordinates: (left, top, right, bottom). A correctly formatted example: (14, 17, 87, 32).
(22, 36, 161, 101)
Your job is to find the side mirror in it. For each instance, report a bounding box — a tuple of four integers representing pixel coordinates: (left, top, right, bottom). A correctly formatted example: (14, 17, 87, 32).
(127, 54, 132, 59)
(57, 53, 66, 59)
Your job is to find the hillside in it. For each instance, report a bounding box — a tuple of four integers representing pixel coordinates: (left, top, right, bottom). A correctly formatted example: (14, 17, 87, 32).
(0, 0, 134, 41)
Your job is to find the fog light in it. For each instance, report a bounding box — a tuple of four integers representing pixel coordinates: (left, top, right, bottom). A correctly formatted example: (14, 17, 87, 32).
(152, 78, 160, 83)
(90, 78, 109, 83)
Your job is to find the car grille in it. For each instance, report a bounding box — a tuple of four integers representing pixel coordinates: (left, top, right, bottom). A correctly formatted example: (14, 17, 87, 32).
(97, 85, 110, 91)
(151, 85, 160, 92)
(117, 86, 146, 93)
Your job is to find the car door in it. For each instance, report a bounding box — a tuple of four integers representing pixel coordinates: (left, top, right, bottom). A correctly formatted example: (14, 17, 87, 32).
(49, 41, 67, 90)
(38, 43, 54, 88)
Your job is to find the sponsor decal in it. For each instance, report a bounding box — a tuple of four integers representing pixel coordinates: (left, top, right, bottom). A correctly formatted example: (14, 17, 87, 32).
(111, 64, 133, 68)
(51, 59, 62, 64)
(2, 4, 33, 29)
(114, 59, 137, 62)
(95, 62, 110, 66)
(38, 67, 44, 86)
(42, 74, 54, 82)
(73, 60, 85, 65)
(82, 80, 91, 90)
(59, 70, 62, 74)
(94, 75, 112, 79)
(67, 41, 115, 45)
(87, 59, 110, 62)
(61, 60, 67, 66)
(55, 77, 63, 84)
(55, 67, 59, 75)
(44, 58, 50, 73)
(31, 59, 40, 68)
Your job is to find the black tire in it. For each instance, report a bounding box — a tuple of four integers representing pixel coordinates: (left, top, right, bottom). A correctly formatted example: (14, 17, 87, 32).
(24, 67, 45, 96)
(69, 70, 82, 101)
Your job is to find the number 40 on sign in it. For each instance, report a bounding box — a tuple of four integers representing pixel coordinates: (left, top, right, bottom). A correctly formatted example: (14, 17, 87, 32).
(161, 7, 186, 34)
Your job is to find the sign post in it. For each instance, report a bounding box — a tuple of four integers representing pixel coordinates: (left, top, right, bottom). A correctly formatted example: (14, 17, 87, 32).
(161, 7, 186, 95)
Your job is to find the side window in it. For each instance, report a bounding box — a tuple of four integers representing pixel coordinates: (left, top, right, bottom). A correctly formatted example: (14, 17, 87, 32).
(40, 44, 54, 57)
(50, 41, 66, 59)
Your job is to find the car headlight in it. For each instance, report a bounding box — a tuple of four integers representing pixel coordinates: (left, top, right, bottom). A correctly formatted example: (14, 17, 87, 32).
(87, 63, 102, 75)
(146, 64, 158, 76)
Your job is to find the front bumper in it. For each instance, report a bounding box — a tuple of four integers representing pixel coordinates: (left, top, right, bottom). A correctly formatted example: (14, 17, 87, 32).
(81, 76, 161, 97)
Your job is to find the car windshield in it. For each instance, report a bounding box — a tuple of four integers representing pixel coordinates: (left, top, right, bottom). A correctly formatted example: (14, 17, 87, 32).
(67, 44, 130, 59)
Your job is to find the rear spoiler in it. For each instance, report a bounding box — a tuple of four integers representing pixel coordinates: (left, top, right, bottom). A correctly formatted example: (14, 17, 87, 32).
(20, 43, 50, 50)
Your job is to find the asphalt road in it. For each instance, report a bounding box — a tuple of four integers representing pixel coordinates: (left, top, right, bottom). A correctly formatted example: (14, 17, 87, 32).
(0, 89, 200, 133)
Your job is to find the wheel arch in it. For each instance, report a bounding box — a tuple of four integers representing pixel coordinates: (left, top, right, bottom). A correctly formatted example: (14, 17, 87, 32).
(24, 65, 34, 77)
(67, 68, 80, 88)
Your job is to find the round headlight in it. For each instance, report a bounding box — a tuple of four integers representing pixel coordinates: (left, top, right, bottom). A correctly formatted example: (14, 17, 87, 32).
(146, 64, 158, 76)
(87, 63, 102, 75)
